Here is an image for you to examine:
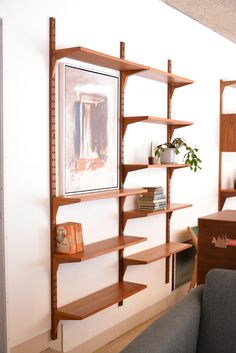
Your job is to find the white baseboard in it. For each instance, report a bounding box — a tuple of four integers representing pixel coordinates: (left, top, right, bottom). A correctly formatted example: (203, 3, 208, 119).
(10, 283, 189, 353)
(10, 325, 62, 353)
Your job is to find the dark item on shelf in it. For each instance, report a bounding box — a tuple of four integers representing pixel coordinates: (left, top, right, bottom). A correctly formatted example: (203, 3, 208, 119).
(234, 177, 236, 189)
(148, 156, 155, 165)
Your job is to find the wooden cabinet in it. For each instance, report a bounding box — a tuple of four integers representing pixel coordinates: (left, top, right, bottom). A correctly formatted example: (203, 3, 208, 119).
(198, 210, 236, 284)
(218, 80, 236, 210)
(49, 17, 193, 339)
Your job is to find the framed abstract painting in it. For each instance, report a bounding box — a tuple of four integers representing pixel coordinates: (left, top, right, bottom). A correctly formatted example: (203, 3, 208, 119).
(59, 63, 119, 195)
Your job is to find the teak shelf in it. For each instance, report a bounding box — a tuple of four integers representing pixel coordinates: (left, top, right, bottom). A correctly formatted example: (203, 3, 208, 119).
(54, 235, 147, 264)
(49, 17, 194, 339)
(218, 80, 236, 210)
(52, 46, 193, 86)
(123, 203, 192, 223)
(123, 164, 189, 181)
(124, 242, 192, 267)
(56, 281, 147, 321)
(123, 116, 193, 135)
(53, 188, 147, 208)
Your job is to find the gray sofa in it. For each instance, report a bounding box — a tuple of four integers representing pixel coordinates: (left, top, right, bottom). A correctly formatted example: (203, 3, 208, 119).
(121, 268, 236, 353)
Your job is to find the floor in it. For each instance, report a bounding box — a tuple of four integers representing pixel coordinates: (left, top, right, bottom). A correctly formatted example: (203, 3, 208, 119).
(41, 311, 163, 353)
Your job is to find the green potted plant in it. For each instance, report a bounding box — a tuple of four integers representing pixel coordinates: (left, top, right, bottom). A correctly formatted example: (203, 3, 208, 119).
(155, 137, 202, 172)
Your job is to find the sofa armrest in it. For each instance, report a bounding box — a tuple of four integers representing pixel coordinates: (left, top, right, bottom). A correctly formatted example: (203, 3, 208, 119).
(121, 285, 203, 353)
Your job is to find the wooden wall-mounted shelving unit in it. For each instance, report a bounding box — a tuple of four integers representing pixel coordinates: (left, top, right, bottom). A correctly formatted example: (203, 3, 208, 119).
(218, 80, 236, 210)
(49, 17, 193, 339)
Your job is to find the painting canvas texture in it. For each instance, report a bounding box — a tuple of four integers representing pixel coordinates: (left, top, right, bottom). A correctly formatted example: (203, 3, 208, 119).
(60, 65, 119, 194)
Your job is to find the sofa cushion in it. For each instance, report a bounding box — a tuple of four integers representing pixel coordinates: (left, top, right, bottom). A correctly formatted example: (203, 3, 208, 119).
(121, 285, 202, 353)
(197, 268, 236, 353)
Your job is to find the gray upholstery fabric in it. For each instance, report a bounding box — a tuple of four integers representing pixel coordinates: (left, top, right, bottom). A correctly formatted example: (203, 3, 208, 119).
(197, 268, 236, 353)
(121, 285, 203, 353)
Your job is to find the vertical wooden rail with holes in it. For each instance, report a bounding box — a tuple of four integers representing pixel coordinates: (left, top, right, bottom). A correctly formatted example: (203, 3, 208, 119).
(165, 59, 173, 283)
(118, 42, 126, 303)
(218, 80, 223, 211)
(49, 17, 59, 340)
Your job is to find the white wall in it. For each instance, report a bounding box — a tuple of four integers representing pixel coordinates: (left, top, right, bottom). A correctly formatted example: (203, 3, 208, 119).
(2, 0, 236, 351)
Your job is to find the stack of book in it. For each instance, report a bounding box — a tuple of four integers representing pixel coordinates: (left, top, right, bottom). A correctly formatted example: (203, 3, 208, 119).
(137, 186, 166, 210)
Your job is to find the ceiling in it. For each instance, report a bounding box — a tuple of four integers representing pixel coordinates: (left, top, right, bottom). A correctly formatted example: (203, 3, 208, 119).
(161, 0, 236, 43)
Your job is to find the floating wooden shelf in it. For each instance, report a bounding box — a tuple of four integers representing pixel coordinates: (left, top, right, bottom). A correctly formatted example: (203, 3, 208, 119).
(54, 235, 147, 264)
(52, 46, 193, 86)
(56, 281, 147, 320)
(123, 203, 192, 221)
(123, 164, 189, 176)
(221, 188, 236, 194)
(221, 80, 236, 89)
(53, 188, 147, 208)
(124, 242, 192, 266)
(124, 116, 193, 128)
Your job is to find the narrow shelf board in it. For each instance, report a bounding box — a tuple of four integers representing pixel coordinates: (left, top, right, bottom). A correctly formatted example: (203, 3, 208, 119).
(124, 203, 192, 220)
(136, 68, 193, 86)
(56, 281, 147, 320)
(124, 116, 193, 127)
(52, 46, 192, 85)
(221, 113, 236, 118)
(54, 188, 147, 206)
(123, 164, 189, 173)
(124, 242, 192, 265)
(220, 188, 236, 194)
(53, 46, 147, 72)
(54, 235, 147, 263)
(221, 80, 236, 89)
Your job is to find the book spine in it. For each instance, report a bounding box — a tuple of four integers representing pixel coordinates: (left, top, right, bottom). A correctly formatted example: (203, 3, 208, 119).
(75, 223, 84, 252)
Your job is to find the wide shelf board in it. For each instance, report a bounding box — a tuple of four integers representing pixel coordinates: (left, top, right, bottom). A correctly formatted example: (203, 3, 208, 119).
(54, 235, 147, 264)
(56, 281, 147, 320)
(52, 46, 192, 85)
(123, 164, 189, 173)
(124, 242, 192, 265)
(54, 188, 147, 207)
(124, 116, 193, 127)
(124, 203, 192, 220)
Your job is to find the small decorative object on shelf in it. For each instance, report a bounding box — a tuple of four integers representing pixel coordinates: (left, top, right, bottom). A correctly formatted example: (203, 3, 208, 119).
(148, 142, 155, 165)
(56, 222, 84, 254)
(137, 186, 166, 210)
(155, 137, 202, 172)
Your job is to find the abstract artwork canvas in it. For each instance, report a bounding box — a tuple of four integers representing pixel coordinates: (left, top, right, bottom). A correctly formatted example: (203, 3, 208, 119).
(59, 63, 119, 195)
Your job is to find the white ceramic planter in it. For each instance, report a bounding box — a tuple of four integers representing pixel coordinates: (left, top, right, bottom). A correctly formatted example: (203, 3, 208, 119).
(160, 148, 179, 164)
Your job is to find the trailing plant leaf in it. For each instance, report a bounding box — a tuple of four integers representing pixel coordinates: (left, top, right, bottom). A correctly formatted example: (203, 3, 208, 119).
(155, 137, 202, 172)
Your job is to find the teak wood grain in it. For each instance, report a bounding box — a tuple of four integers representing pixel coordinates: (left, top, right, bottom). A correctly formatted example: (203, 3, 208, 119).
(54, 188, 147, 208)
(123, 203, 192, 221)
(124, 242, 192, 266)
(56, 281, 147, 320)
(124, 116, 193, 127)
(52, 47, 193, 86)
(218, 80, 236, 210)
(220, 114, 236, 152)
(198, 210, 236, 284)
(54, 235, 147, 264)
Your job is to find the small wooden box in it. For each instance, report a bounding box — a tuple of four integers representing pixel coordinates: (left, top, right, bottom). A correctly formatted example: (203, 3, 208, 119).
(198, 210, 236, 284)
(56, 222, 84, 254)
